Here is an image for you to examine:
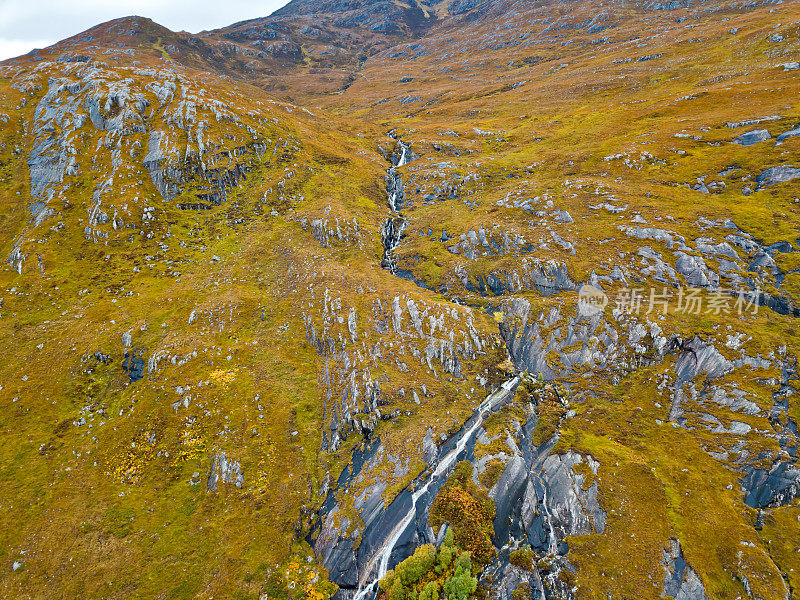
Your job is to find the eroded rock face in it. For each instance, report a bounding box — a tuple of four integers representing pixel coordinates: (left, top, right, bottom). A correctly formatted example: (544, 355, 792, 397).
(312, 440, 420, 594)
(674, 336, 733, 383)
(489, 453, 530, 546)
(301, 289, 487, 453)
(313, 506, 359, 589)
(479, 431, 604, 600)
(486, 562, 538, 600)
(458, 260, 578, 298)
(500, 296, 670, 381)
(539, 452, 606, 539)
(674, 252, 719, 287)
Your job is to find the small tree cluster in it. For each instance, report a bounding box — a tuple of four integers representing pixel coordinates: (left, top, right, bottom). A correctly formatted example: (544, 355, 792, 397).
(378, 531, 478, 600)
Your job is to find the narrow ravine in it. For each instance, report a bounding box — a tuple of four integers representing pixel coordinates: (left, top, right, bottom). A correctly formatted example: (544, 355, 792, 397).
(349, 136, 517, 599)
(351, 377, 520, 600)
(540, 486, 558, 557)
(334, 136, 526, 600)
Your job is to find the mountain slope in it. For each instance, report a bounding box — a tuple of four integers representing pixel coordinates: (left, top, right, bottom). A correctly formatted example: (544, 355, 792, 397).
(0, 1, 799, 599)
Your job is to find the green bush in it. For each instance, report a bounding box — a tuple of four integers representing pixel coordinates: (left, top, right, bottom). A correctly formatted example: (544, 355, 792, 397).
(389, 578, 407, 600)
(419, 581, 439, 600)
(398, 544, 437, 586)
(380, 570, 397, 593)
(453, 552, 472, 575)
(438, 545, 453, 570)
(444, 528, 454, 547)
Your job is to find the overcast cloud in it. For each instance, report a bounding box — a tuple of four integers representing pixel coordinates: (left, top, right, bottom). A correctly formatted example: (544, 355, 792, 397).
(0, 0, 289, 60)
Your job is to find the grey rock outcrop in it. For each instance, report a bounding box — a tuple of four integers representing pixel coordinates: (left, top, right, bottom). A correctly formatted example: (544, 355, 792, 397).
(756, 165, 800, 189)
(674, 252, 719, 287)
(207, 451, 244, 491)
(539, 452, 606, 538)
(741, 461, 800, 508)
(122, 348, 146, 382)
(663, 539, 709, 600)
(776, 126, 800, 144)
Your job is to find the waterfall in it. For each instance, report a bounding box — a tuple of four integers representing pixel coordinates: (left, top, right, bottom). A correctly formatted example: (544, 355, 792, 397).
(534, 481, 561, 600)
(396, 142, 409, 167)
(381, 217, 406, 273)
(387, 169, 402, 212)
(351, 377, 520, 600)
(541, 487, 558, 556)
(381, 138, 409, 273)
(351, 137, 519, 600)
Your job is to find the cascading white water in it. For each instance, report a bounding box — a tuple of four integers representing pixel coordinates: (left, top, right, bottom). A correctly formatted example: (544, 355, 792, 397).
(382, 139, 409, 271)
(396, 142, 409, 167)
(535, 482, 560, 600)
(387, 169, 402, 213)
(360, 135, 514, 599)
(351, 377, 520, 600)
(541, 487, 558, 556)
(380, 217, 406, 272)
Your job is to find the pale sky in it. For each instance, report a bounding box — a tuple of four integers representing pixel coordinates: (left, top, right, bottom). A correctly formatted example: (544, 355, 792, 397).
(0, 0, 290, 60)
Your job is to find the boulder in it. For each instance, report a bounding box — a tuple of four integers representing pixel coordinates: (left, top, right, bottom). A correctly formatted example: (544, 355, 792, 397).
(732, 129, 770, 146)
